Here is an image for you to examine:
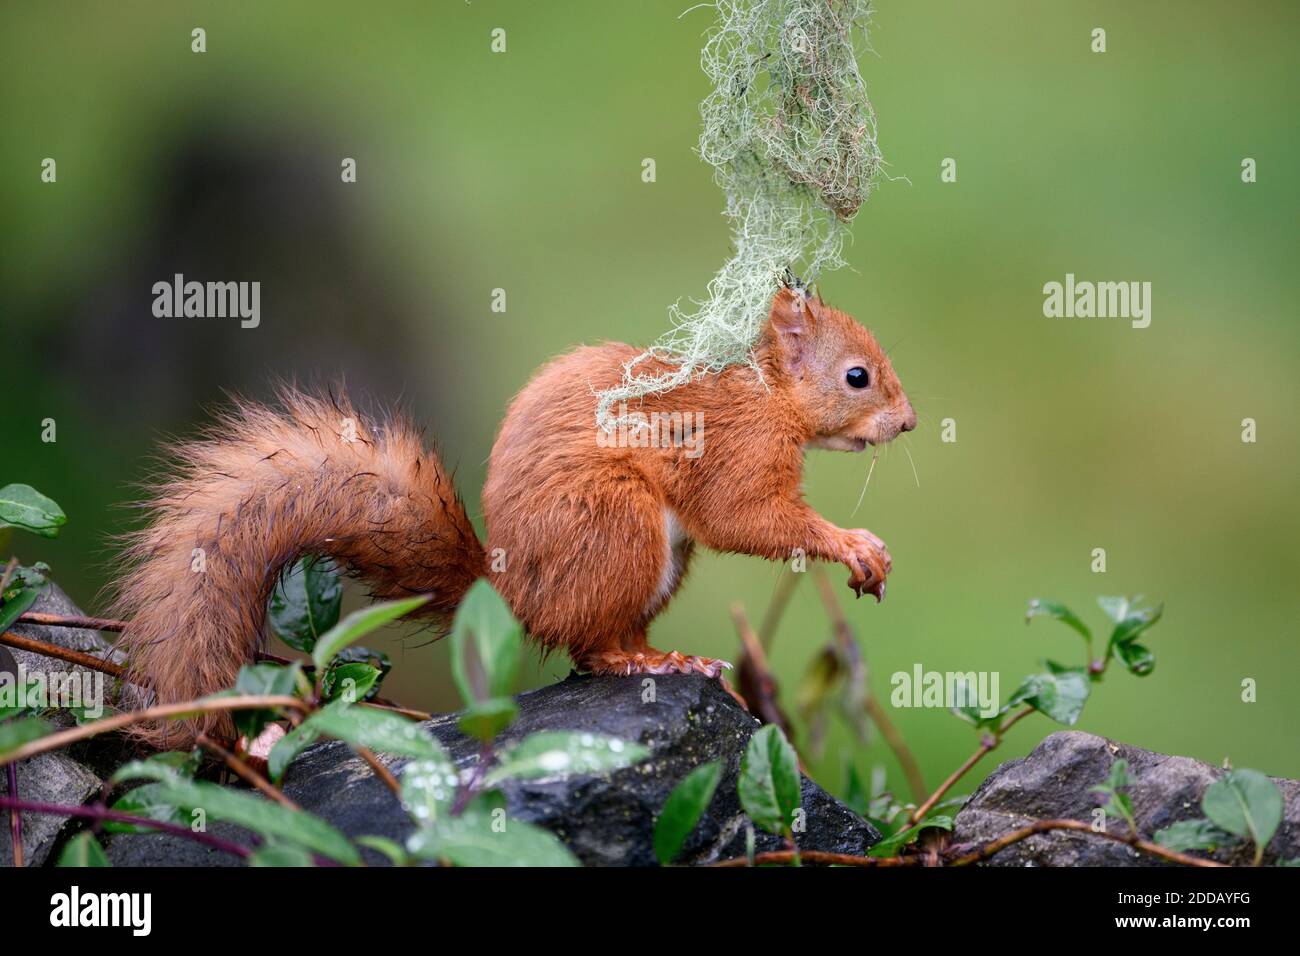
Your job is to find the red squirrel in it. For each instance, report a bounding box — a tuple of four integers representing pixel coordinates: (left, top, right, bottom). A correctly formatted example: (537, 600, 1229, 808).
(114, 285, 915, 745)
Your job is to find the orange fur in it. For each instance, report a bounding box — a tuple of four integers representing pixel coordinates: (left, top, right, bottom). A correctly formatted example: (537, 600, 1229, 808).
(115, 289, 914, 747)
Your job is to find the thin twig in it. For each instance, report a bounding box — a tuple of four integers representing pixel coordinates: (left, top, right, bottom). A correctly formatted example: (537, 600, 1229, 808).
(0, 557, 18, 595)
(731, 603, 793, 737)
(945, 818, 1227, 868)
(354, 746, 401, 796)
(909, 706, 1034, 824)
(15, 611, 126, 632)
(0, 795, 251, 859)
(6, 763, 21, 867)
(757, 567, 801, 651)
(1, 630, 124, 678)
(811, 567, 927, 803)
(0, 695, 311, 768)
(712, 849, 919, 867)
(197, 733, 299, 810)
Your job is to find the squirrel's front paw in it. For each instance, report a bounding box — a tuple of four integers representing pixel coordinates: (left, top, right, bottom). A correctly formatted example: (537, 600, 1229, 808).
(838, 529, 891, 602)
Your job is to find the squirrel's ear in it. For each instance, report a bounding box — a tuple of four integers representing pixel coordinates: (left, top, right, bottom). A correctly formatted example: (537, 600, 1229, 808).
(765, 286, 814, 376)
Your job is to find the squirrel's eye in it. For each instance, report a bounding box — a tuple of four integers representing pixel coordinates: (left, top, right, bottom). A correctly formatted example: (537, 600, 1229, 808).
(845, 366, 870, 389)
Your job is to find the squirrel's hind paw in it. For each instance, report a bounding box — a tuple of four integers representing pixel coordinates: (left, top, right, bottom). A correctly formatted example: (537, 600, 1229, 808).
(581, 649, 732, 679)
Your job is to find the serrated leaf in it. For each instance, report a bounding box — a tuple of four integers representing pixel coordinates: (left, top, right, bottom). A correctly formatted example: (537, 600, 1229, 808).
(738, 724, 801, 836)
(400, 750, 460, 828)
(102, 783, 189, 834)
(322, 662, 381, 703)
(1020, 663, 1090, 726)
(406, 808, 578, 867)
(304, 700, 439, 759)
(57, 833, 110, 867)
(311, 595, 429, 673)
(269, 555, 343, 652)
(1153, 818, 1234, 853)
(146, 778, 359, 864)
(450, 579, 521, 706)
(654, 760, 722, 865)
(485, 731, 649, 786)
(0, 484, 66, 538)
(1202, 769, 1283, 862)
(1025, 598, 1091, 641)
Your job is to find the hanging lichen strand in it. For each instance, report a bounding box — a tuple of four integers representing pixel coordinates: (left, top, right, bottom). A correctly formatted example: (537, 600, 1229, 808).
(596, 0, 883, 427)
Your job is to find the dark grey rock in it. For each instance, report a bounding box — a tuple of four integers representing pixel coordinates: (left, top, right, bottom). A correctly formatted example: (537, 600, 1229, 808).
(107, 673, 881, 866)
(2, 583, 119, 866)
(951, 730, 1300, 866)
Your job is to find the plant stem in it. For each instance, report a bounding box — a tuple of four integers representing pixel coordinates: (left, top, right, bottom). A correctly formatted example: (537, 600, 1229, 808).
(6, 762, 21, 867)
(0, 795, 251, 860)
(16, 611, 126, 632)
(0, 694, 310, 768)
(909, 706, 1034, 824)
(1, 630, 124, 678)
(758, 566, 801, 650)
(812, 566, 927, 803)
(712, 849, 919, 868)
(945, 818, 1227, 868)
(354, 746, 401, 796)
(197, 733, 298, 810)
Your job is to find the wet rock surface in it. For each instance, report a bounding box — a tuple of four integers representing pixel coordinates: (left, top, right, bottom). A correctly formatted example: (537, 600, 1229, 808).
(952, 731, 1300, 866)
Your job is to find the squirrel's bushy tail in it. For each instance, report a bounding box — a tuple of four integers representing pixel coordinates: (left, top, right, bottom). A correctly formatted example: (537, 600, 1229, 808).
(112, 386, 485, 748)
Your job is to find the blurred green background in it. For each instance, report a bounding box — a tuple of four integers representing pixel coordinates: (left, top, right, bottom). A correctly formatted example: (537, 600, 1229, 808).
(2, 1, 1297, 800)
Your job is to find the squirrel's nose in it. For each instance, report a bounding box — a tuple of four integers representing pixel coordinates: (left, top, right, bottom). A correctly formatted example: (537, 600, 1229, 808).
(899, 404, 917, 432)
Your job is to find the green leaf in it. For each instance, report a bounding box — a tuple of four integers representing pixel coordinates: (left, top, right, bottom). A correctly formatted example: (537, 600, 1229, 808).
(57, 833, 110, 867)
(0, 716, 51, 756)
(1107, 602, 1163, 658)
(738, 724, 801, 836)
(1153, 818, 1234, 853)
(267, 720, 323, 783)
(102, 783, 189, 834)
(1089, 759, 1136, 827)
(0, 586, 41, 634)
(304, 700, 440, 759)
(484, 731, 649, 786)
(357, 835, 408, 866)
(406, 808, 579, 867)
(269, 556, 342, 653)
(311, 595, 430, 673)
(1096, 596, 1131, 624)
(450, 579, 522, 706)
(108, 750, 200, 786)
(868, 815, 953, 858)
(1019, 663, 1090, 726)
(457, 697, 519, 743)
(147, 778, 359, 864)
(322, 662, 381, 703)
(400, 749, 460, 828)
(1025, 598, 1091, 641)
(249, 843, 316, 867)
(1115, 640, 1155, 676)
(1202, 769, 1283, 863)
(653, 760, 722, 865)
(231, 662, 301, 739)
(0, 484, 66, 538)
